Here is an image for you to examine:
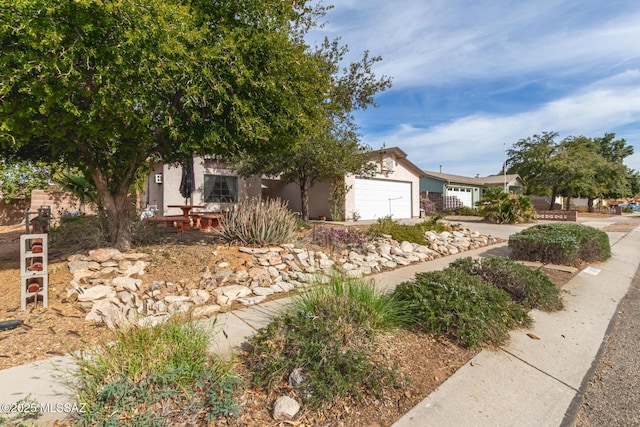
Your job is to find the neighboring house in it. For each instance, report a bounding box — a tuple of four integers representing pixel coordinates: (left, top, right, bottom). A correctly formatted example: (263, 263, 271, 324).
(146, 147, 425, 221)
(421, 171, 524, 210)
(145, 157, 262, 216)
(267, 147, 425, 220)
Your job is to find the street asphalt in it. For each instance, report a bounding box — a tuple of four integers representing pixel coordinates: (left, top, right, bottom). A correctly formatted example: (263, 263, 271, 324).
(0, 214, 638, 426)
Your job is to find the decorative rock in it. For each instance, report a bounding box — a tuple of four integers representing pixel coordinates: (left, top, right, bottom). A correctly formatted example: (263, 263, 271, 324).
(272, 282, 295, 292)
(88, 248, 114, 263)
(249, 267, 271, 282)
(239, 247, 269, 254)
(238, 295, 266, 306)
(400, 241, 414, 252)
(189, 289, 210, 305)
(272, 396, 300, 421)
(213, 284, 253, 300)
(253, 287, 275, 296)
(77, 285, 116, 302)
(165, 295, 190, 304)
(112, 276, 142, 292)
(193, 304, 222, 318)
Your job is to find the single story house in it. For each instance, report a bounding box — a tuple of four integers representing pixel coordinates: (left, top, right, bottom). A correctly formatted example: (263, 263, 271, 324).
(268, 147, 425, 220)
(144, 147, 425, 221)
(144, 157, 262, 217)
(421, 171, 524, 210)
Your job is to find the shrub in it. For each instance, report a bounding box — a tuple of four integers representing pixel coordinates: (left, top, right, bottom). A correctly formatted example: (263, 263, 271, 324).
(449, 257, 563, 311)
(245, 275, 408, 408)
(218, 198, 298, 245)
(454, 206, 482, 216)
(49, 213, 109, 251)
(392, 269, 531, 347)
(72, 316, 242, 426)
(312, 225, 368, 250)
(367, 215, 450, 245)
(476, 187, 535, 224)
(509, 223, 610, 266)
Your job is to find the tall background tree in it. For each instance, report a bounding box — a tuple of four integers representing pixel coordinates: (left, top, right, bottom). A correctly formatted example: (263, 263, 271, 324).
(0, 0, 330, 249)
(233, 39, 392, 220)
(507, 131, 635, 210)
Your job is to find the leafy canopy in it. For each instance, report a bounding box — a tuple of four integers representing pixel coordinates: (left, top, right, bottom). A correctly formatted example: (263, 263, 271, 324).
(0, 0, 331, 248)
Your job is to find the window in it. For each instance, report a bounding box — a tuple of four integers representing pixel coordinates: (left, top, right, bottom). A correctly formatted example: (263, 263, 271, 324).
(204, 175, 238, 203)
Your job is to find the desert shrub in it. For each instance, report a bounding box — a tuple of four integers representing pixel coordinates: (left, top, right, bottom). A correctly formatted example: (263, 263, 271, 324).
(72, 316, 241, 426)
(245, 275, 408, 408)
(367, 215, 450, 245)
(392, 269, 531, 347)
(454, 206, 482, 216)
(312, 225, 369, 250)
(476, 187, 535, 224)
(508, 223, 610, 266)
(449, 257, 563, 311)
(218, 198, 298, 245)
(49, 213, 109, 251)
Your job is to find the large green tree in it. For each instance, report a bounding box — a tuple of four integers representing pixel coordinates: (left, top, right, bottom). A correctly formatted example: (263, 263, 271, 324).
(0, 0, 327, 249)
(508, 132, 635, 211)
(234, 39, 392, 220)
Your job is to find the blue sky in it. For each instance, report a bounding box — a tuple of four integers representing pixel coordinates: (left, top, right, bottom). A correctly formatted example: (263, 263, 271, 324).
(307, 0, 640, 176)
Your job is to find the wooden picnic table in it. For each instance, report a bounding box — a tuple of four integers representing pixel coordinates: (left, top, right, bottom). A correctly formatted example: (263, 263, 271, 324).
(150, 215, 190, 233)
(167, 204, 205, 228)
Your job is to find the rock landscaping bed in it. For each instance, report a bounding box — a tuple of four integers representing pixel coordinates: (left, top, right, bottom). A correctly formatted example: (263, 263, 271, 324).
(0, 221, 579, 426)
(53, 225, 501, 331)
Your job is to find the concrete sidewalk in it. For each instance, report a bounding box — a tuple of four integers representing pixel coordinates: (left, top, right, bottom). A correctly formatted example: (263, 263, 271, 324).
(392, 221, 640, 426)
(1, 216, 638, 426)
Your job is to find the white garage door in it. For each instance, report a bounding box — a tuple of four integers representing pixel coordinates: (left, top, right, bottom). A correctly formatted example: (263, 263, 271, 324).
(447, 186, 473, 207)
(354, 178, 412, 220)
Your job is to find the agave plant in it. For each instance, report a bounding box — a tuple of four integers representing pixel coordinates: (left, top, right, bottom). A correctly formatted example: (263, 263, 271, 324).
(218, 198, 298, 245)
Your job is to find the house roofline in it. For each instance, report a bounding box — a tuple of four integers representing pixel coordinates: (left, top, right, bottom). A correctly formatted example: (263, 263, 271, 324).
(422, 170, 524, 187)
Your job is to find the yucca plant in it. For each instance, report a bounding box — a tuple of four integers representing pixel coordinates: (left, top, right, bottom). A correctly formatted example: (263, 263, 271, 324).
(218, 198, 299, 245)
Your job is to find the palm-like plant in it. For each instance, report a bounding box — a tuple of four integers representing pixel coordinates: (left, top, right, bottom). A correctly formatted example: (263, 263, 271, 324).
(56, 172, 99, 212)
(476, 187, 535, 224)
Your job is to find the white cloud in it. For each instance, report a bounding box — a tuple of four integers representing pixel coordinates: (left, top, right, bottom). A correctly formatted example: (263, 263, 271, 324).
(312, 1, 640, 87)
(308, 1, 640, 178)
(367, 73, 640, 175)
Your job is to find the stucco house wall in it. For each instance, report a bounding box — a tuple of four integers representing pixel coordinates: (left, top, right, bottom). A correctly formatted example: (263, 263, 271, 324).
(145, 157, 261, 216)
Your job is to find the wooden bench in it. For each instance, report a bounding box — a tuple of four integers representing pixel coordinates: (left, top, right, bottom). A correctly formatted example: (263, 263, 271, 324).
(149, 215, 190, 233)
(200, 214, 222, 231)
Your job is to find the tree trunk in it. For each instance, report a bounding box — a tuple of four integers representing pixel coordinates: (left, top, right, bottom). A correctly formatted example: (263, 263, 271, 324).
(587, 197, 594, 212)
(566, 197, 572, 211)
(300, 179, 310, 221)
(103, 194, 132, 251)
(91, 170, 133, 251)
(549, 187, 558, 210)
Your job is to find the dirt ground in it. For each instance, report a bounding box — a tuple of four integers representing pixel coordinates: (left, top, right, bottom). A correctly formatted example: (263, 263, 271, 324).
(0, 221, 580, 426)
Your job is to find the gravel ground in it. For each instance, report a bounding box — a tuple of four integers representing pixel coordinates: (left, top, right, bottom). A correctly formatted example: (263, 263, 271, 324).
(568, 266, 640, 427)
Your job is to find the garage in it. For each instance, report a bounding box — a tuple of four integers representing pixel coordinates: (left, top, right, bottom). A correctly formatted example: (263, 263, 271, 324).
(354, 178, 412, 220)
(446, 186, 473, 207)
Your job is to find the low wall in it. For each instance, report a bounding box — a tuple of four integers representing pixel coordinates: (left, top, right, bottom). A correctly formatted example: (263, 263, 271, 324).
(30, 190, 98, 221)
(534, 210, 577, 222)
(0, 199, 30, 226)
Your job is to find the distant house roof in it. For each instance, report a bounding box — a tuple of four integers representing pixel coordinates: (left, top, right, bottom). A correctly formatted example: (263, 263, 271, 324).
(368, 147, 426, 178)
(423, 171, 524, 187)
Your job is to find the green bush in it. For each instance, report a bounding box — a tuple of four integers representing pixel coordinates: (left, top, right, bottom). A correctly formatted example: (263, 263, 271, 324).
(454, 206, 482, 216)
(509, 223, 610, 266)
(476, 187, 535, 224)
(245, 275, 408, 408)
(72, 316, 241, 426)
(392, 269, 531, 347)
(218, 198, 298, 245)
(449, 257, 563, 311)
(367, 215, 451, 245)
